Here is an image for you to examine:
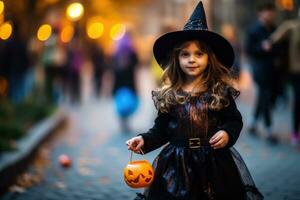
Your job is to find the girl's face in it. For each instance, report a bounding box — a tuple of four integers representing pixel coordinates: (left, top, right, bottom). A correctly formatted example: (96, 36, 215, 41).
(178, 41, 208, 80)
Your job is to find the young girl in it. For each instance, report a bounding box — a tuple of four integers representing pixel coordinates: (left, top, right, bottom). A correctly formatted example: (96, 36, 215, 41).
(126, 2, 263, 200)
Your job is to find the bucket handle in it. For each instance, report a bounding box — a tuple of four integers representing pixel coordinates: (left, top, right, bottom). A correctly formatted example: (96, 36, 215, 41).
(130, 149, 144, 163)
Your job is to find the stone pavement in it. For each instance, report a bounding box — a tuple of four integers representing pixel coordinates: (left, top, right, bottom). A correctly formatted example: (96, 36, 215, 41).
(1, 68, 300, 200)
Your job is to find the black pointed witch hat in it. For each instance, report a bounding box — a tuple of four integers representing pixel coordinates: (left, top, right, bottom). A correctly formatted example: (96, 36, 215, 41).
(153, 1, 234, 69)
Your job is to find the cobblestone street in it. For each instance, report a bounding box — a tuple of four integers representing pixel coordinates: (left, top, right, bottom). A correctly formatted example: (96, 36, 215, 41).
(1, 68, 300, 200)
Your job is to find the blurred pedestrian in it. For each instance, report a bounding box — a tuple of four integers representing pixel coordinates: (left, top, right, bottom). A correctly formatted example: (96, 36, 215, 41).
(66, 34, 84, 104)
(112, 32, 138, 95)
(42, 27, 67, 104)
(245, 2, 278, 143)
(126, 2, 263, 199)
(88, 42, 106, 98)
(112, 32, 139, 133)
(269, 12, 300, 146)
(1, 21, 30, 104)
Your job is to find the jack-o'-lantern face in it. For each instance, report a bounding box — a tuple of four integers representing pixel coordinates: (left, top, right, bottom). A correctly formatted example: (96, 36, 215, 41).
(123, 160, 154, 188)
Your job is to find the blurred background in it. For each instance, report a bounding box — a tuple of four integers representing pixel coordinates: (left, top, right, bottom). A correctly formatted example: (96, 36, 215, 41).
(0, 0, 300, 199)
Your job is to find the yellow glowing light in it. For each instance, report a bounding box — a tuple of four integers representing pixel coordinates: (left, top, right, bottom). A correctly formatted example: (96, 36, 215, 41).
(277, 0, 294, 11)
(61, 25, 74, 43)
(0, 22, 12, 40)
(37, 24, 52, 41)
(110, 24, 126, 41)
(66, 2, 84, 21)
(0, 1, 4, 15)
(87, 22, 104, 39)
(45, 0, 59, 4)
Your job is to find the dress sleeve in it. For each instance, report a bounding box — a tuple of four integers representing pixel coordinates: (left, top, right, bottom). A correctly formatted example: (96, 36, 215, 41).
(138, 111, 171, 154)
(217, 95, 243, 148)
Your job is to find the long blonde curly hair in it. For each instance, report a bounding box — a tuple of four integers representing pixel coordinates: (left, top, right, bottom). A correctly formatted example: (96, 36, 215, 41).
(153, 40, 239, 113)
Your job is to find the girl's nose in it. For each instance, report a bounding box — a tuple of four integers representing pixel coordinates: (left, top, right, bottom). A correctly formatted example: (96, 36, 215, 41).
(188, 55, 195, 62)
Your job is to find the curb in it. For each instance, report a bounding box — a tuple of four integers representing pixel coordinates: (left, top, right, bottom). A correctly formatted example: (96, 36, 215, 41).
(0, 109, 67, 196)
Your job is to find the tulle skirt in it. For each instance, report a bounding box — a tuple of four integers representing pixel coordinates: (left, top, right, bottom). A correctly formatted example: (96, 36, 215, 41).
(135, 144, 263, 200)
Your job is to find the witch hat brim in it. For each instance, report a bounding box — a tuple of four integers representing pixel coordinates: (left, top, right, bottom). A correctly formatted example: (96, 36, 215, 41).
(153, 2, 234, 69)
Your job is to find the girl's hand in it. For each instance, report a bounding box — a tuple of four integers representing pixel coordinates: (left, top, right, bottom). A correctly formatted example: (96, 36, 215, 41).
(126, 136, 144, 154)
(209, 130, 229, 149)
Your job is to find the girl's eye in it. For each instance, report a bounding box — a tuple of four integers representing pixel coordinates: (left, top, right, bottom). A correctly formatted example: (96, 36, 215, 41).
(180, 52, 189, 57)
(195, 52, 204, 57)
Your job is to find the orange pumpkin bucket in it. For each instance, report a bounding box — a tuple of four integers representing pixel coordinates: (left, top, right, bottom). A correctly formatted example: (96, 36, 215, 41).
(123, 150, 154, 188)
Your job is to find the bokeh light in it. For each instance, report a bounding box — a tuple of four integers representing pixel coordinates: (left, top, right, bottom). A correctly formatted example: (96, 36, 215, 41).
(66, 2, 84, 21)
(87, 22, 104, 39)
(110, 24, 126, 41)
(0, 1, 4, 15)
(61, 25, 74, 43)
(37, 24, 52, 41)
(0, 22, 12, 40)
(45, 0, 59, 4)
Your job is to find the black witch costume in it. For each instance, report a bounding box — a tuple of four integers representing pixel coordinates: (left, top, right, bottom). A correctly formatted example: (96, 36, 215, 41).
(135, 90, 263, 200)
(134, 1, 264, 200)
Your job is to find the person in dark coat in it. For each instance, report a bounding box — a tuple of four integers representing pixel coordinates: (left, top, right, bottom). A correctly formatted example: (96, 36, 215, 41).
(126, 2, 263, 200)
(42, 27, 67, 104)
(269, 16, 300, 146)
(1, 21, 30, 103)
(66, 35, 83, 104)
(112, 33, 138, 95)
(112, 32, 139, 132)
(245, 2, 278, 142)
(88, 42, 106, 97)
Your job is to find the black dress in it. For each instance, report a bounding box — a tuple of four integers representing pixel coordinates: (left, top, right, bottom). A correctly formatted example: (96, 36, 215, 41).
(135, 91, 263, 200)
